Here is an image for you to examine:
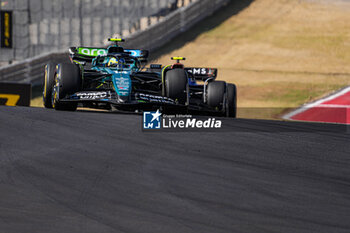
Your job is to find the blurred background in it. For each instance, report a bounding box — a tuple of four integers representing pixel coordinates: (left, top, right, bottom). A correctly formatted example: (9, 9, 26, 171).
(0, 0, 193, 63)
(1, 0, 350, 120)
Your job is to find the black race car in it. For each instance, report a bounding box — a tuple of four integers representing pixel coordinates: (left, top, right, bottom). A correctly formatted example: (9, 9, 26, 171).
(43, 38, 237, 117)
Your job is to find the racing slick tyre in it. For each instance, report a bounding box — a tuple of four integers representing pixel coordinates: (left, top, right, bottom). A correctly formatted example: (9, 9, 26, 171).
(225, 83, 237, 118)
(43, 63, 56, 108)
(52, 63, 81, 111)
(207, 81, 226, 109)
(164, 68, 188, 105)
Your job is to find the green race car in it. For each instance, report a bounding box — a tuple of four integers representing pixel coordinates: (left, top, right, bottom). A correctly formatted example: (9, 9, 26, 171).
(43, 38, 237, 117)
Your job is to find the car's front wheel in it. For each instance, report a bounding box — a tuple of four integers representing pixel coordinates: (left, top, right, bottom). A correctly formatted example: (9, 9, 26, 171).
(164, 68, 188, 105)
(206, 81, 226, 111)
(43, 63, 56, 108)
(52, 63, 81, 111)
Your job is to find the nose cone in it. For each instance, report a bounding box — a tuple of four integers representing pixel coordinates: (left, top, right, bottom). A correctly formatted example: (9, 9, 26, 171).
(114, 72, 131, 97)
(118, 95, 129, 103)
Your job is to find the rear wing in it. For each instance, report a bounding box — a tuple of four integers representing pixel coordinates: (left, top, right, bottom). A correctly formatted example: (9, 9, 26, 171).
(69, 47, 149, 63)
(185, 68, 217, 81)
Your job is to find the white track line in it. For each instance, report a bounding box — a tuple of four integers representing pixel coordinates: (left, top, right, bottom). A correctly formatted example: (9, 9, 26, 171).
(283, 86, 350, 121)
(318, 104, 350, 108)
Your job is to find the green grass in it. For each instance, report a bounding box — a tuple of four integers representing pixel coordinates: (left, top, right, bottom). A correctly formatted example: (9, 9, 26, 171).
(262, 83, 345, 105)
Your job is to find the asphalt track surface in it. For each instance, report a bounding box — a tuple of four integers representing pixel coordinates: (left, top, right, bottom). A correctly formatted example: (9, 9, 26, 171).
(0, 106, 349, 233)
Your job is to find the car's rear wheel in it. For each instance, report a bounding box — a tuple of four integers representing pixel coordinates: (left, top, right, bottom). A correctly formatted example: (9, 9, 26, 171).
(43, 63, 56, 108)
(206, 81, 226, 110)
(52, 63, 81, 111)
(164, 68, 188, 105)
(225, 83, 237, 118)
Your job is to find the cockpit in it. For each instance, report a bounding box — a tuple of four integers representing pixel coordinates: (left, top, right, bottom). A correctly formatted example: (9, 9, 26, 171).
(107, 57, 126, 68)
(92, 55, 139, 71)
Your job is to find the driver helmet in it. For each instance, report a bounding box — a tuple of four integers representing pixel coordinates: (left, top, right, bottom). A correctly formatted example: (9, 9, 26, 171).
(107, 57, 126, 69)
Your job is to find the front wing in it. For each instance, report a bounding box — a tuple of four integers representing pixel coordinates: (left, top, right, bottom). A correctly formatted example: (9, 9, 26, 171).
(60, 90, 177, 106)
(59, 89, 224, 114)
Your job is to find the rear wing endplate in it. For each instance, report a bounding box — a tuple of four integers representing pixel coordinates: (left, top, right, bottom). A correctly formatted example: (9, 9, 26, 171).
(185, 68, 217, 80)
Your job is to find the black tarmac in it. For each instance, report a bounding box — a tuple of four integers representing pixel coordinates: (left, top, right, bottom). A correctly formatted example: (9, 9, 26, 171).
(0, 106, 349, 233)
